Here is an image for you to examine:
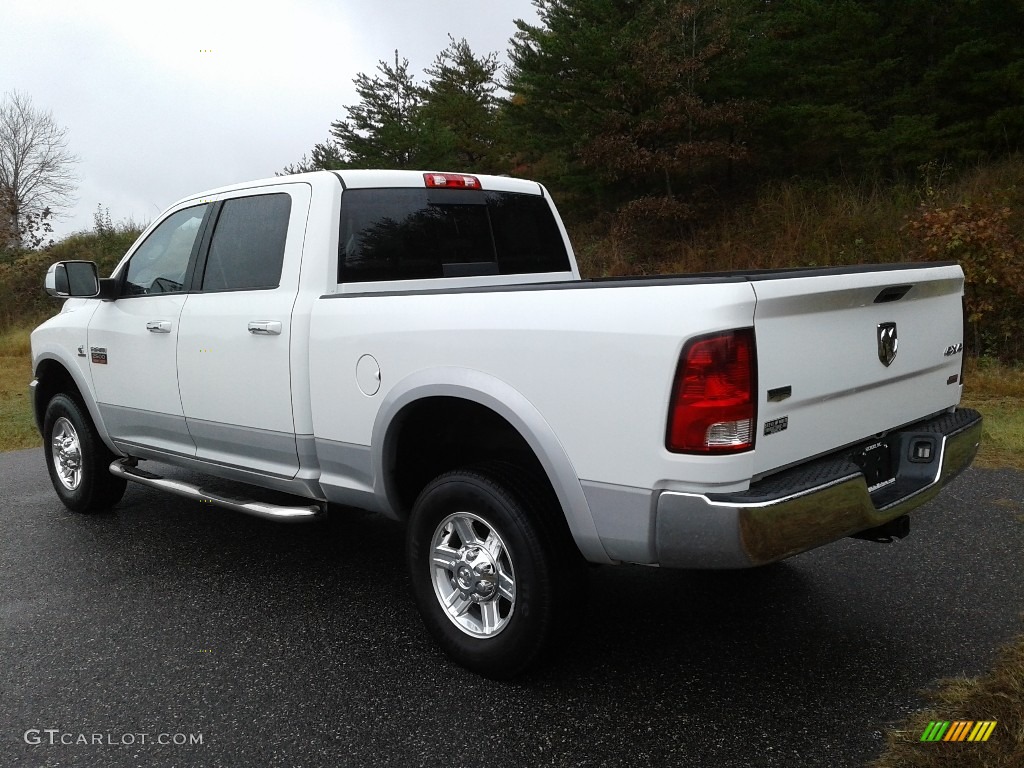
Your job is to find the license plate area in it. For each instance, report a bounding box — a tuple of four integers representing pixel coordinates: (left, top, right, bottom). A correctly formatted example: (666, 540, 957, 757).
(853, 439, 896, 493)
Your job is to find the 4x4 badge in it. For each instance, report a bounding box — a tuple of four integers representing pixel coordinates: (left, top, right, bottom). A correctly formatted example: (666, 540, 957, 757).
(877, 323, 898, 366)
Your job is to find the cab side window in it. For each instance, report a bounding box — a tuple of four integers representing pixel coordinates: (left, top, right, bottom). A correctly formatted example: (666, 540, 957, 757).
(200, 194, 291, 292)
(123, 204, 209, 296)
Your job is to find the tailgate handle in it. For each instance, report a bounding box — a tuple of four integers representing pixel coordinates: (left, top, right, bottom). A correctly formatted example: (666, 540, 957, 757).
(874, 285, 912, 303)
(248, 321, 282, 336)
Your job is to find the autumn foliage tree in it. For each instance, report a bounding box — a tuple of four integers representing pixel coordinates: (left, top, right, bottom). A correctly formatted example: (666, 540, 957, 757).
(908, 196, 1024, 360)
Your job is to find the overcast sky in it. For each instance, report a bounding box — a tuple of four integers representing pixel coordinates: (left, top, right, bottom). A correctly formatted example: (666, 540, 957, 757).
(2, 0, 540, 239)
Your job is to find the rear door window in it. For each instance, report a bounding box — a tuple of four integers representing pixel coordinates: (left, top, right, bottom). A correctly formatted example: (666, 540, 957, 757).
(200, 193, 292, 292)
(339, 188, 570, 283)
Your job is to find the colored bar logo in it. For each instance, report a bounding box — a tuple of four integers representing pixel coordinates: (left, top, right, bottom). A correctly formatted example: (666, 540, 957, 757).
(920, 721, 997, 742)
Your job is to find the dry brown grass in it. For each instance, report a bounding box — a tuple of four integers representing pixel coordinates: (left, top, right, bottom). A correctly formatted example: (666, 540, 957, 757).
(571, 176, 924, 277)
(570, 156, 1024, 290)
(870, 640, 1024, 767)
(965, 359, 1024, 399)
(0, 323, 33, 357)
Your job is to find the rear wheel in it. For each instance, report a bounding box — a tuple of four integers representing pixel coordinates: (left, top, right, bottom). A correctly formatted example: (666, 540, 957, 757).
(406, 464, 585, 679)
(43, 394, 126, 512)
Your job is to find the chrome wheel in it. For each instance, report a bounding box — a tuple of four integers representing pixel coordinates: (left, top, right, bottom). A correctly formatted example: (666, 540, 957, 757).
(430, 511, 516, 638)
(42, 393, 127, 512)
(409, 465, 586, 677)
(51, 416, 83, 491)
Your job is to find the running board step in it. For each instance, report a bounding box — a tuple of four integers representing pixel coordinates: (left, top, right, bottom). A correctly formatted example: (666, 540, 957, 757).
(110, 460, 323, 522)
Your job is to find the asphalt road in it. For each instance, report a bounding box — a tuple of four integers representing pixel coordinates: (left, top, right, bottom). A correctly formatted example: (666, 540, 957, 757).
(2, 448, 1022, 768)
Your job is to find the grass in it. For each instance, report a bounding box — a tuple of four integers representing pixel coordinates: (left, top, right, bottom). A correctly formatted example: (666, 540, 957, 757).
(963, 395, 1024, 471)
(0, 324, 40, 451)
(870, 641, 1024, 767)
(962, 359, 1024, 471)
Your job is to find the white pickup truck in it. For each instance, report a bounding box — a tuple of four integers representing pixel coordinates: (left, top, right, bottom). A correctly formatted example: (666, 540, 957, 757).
(31, 170, 981, 677)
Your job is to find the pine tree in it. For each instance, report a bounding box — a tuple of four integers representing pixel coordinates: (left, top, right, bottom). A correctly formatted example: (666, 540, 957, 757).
(330, 51, 424, 169)
(283, 51, 425, 173)
(419, 37, 503, 171)
(731, 0, 1024, 177)
(506, 0, 748, 213)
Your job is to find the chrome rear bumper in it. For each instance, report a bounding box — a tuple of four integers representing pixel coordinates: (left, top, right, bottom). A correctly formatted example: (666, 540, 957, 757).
(655, 409, 982, 568)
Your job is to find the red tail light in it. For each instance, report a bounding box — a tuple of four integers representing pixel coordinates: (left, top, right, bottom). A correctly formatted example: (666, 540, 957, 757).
(423, 172, 481, 189)
(667, 329, 757, 454)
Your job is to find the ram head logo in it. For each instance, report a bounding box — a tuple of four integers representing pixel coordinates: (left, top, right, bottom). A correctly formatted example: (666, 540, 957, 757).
(877, 322, 898, 367)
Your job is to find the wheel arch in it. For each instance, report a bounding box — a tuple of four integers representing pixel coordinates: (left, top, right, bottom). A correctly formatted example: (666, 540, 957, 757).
(33, 353, 118, 454)
(372, 368, 612, 564)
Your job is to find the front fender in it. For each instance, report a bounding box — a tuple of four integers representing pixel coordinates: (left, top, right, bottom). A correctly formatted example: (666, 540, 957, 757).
(32, 351, 119, 455)
(31, 304, 118, 455)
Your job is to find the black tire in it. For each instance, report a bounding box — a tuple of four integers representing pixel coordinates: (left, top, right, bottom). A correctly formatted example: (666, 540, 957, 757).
(42, 393, 126, 513)
(406, 464, 586, 679)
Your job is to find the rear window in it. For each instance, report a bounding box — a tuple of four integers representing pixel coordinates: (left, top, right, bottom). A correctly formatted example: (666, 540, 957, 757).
(338, 188, 570, 283)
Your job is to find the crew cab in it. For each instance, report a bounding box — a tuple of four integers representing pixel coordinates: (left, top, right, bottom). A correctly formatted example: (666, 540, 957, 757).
(31, 170, 982, 677)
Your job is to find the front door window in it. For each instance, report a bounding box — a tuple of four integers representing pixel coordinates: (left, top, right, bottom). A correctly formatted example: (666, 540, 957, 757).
(123, 204, 209, 295)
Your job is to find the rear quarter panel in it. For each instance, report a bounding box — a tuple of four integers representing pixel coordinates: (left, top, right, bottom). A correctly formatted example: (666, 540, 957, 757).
(308, 282, 759, 494)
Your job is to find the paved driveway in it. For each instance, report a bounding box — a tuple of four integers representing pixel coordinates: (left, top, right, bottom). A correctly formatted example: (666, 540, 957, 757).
(2, 448, 1022, 767)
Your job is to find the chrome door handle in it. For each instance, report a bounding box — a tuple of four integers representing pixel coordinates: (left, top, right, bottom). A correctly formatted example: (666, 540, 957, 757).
(248, 321, 282, 336)
(146, 321, 171, 333)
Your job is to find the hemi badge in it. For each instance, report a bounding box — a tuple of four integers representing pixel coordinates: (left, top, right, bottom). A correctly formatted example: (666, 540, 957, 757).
(90, 347, 108, 365)
(764, 416, 789, 436)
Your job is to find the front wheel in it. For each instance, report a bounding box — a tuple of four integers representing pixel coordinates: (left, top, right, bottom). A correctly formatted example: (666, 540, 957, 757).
(42, 394, 126, 513)
(406, 465, 584, 679)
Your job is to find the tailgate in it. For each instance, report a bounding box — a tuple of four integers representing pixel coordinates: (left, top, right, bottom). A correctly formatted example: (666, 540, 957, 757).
(750, 264, 965, 478)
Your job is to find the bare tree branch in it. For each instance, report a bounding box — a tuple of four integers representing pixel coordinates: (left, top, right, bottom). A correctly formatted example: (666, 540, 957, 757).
(0, 90, 79, 250)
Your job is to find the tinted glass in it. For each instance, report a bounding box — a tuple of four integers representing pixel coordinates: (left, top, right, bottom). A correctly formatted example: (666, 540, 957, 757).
(487, 192, 572, 276)
(124, 204, 208, 295)
(201, 193, 292, 291)
(339, 189, 570, 283)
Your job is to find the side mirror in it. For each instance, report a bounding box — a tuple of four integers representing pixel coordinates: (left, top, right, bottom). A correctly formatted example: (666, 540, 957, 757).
(44, 261, 100, 298)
